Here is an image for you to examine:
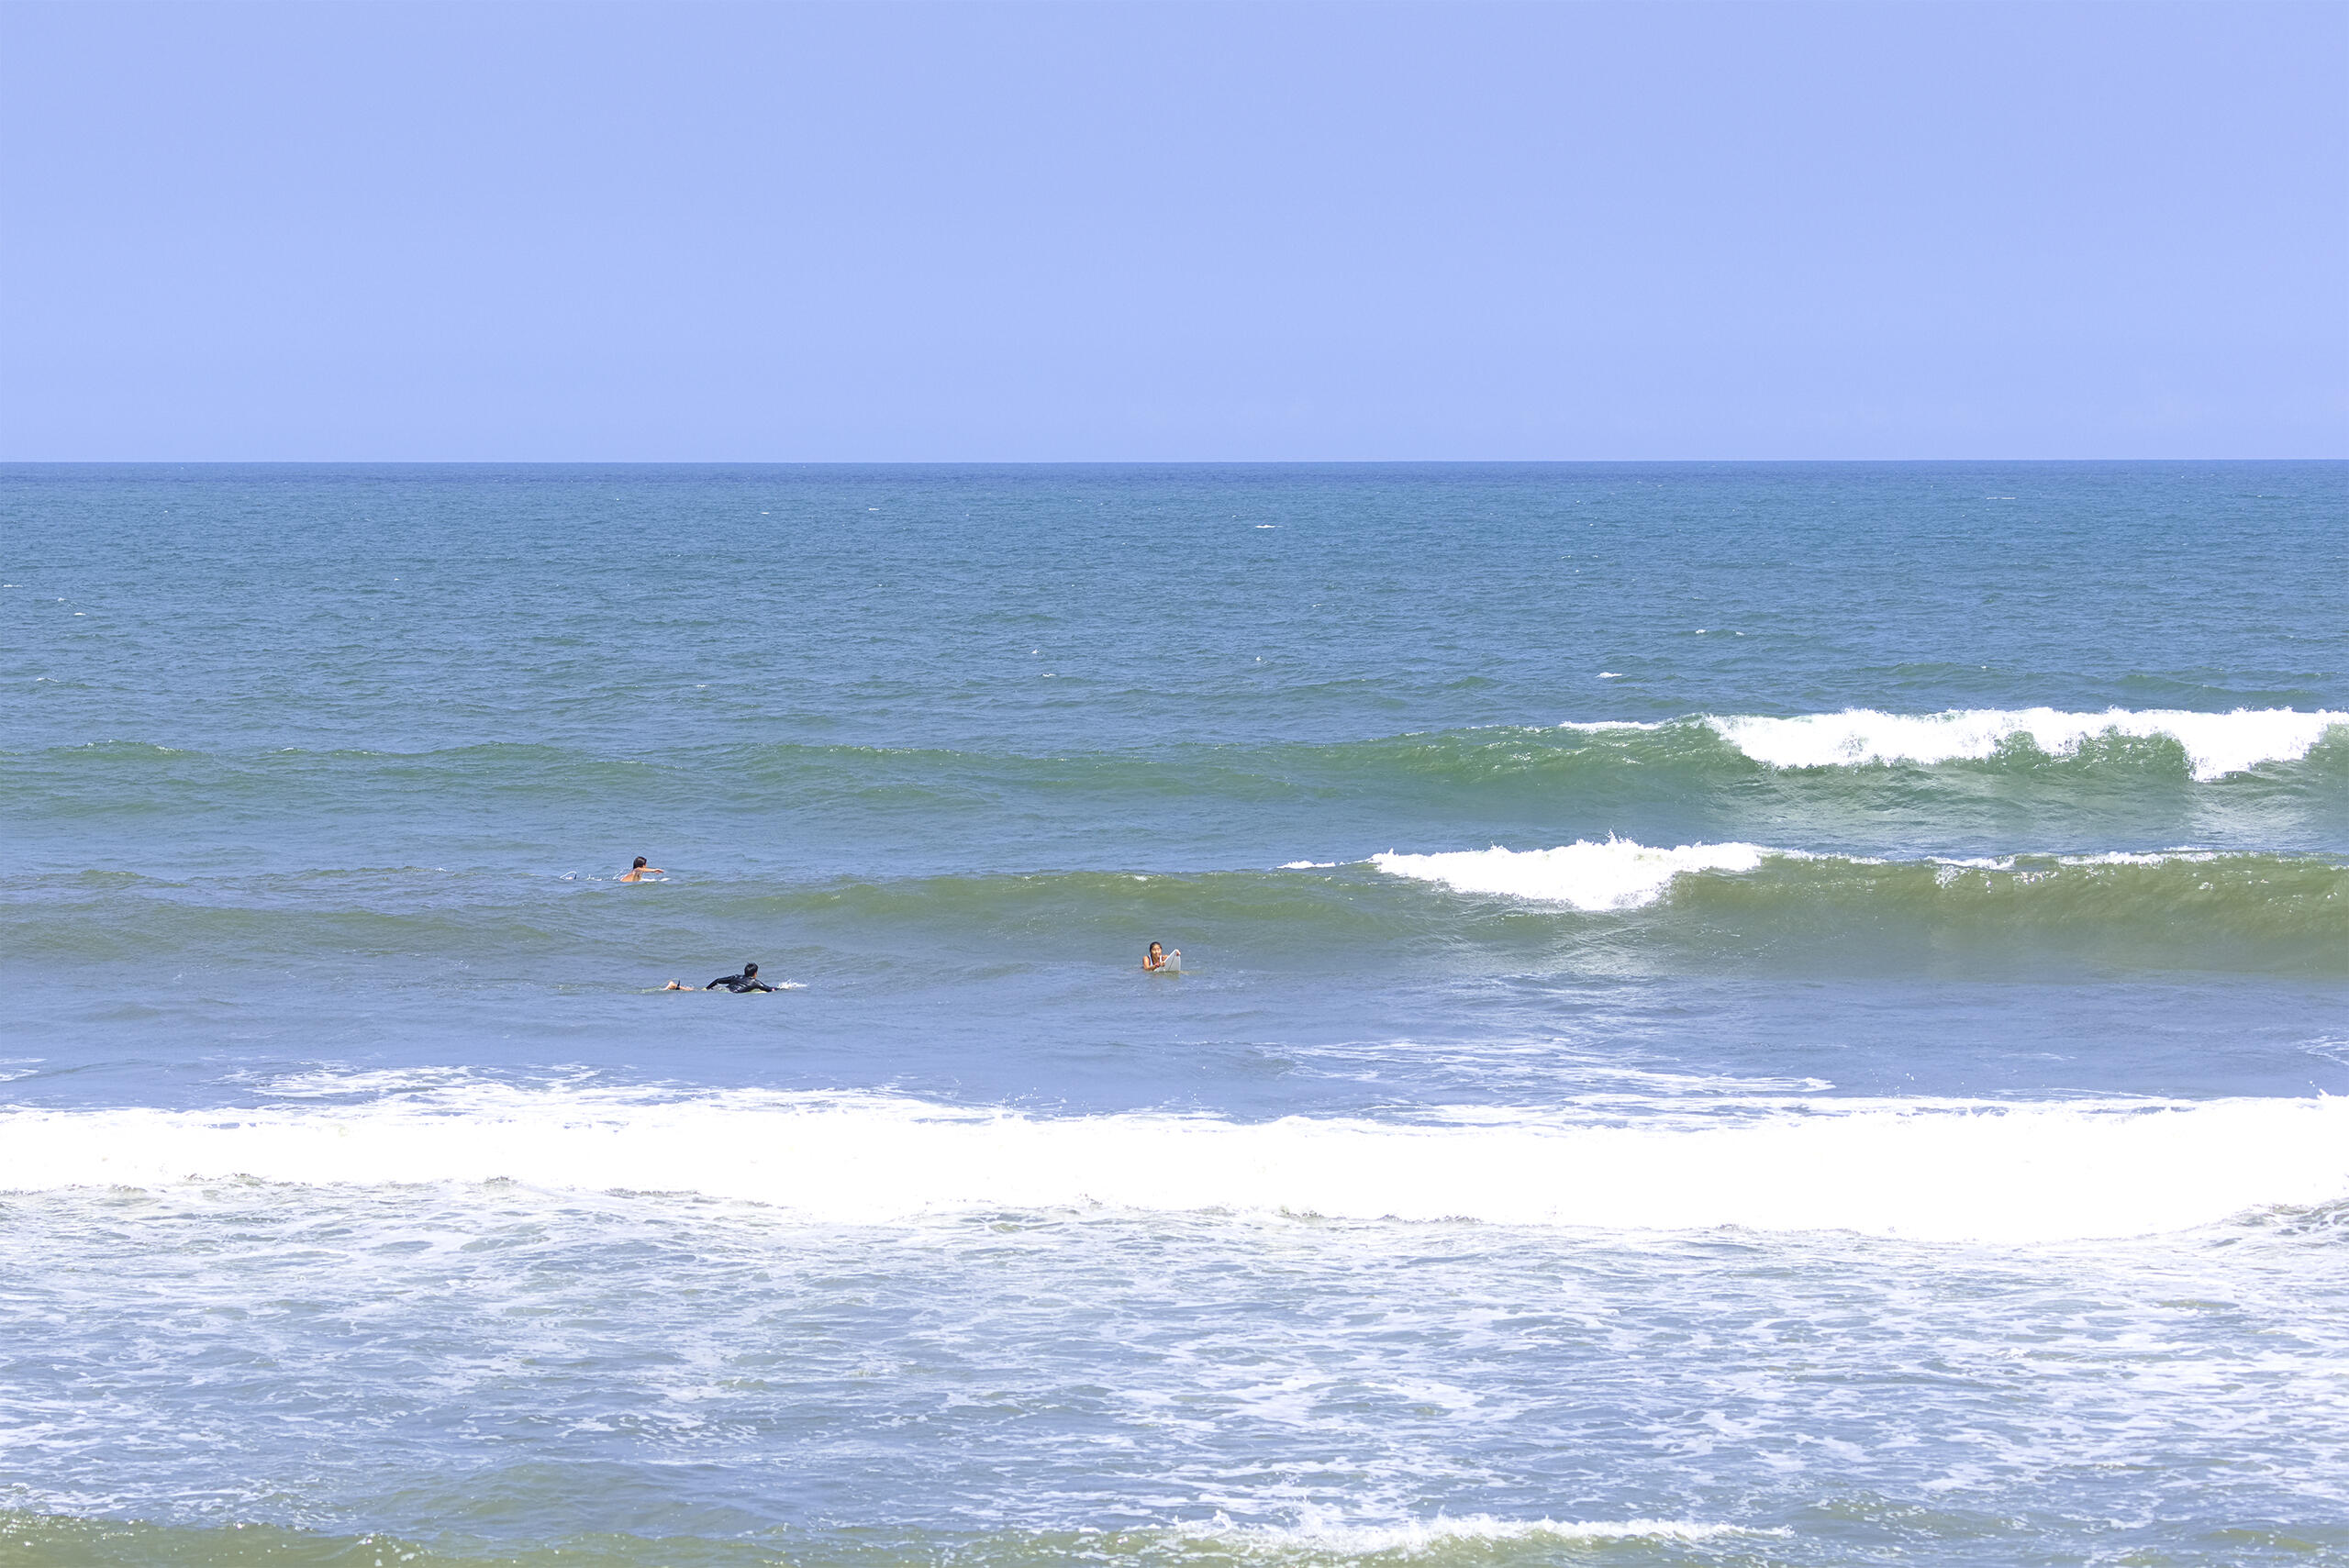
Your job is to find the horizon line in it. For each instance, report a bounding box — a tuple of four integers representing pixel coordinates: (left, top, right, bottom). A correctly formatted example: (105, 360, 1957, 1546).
(4, 455, 2343, 469)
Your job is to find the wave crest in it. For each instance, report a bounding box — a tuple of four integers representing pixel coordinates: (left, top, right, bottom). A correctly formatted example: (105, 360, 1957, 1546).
(1371, 840, 1772, 910)
(1707, 706, 2347, 782)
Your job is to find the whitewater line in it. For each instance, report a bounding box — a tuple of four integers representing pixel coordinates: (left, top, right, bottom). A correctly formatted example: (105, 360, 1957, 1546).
(3, 1093, 2343, 1243)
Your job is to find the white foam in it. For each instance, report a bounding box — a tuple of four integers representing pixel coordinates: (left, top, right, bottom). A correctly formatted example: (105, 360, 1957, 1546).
(1371, 839, 1772, 910)
(1708, 706, 2346, 782)
(2056, 849, 2220, 867)
(3, 1090, 2342, 1242)
(1176, 1511, 1768, 1554)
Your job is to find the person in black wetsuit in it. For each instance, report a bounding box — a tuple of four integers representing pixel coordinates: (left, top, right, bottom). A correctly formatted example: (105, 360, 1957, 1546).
(705, 962, 776, 993)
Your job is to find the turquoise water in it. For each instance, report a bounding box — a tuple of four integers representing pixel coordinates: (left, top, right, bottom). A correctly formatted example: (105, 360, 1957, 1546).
(2, 462, 2345, 1564)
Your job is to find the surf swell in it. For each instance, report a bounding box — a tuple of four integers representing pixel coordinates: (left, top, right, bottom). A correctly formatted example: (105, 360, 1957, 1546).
(6, 848, 2344, 976)
(8, 709, 2342, 833)
(1359, 841, 2348, 965)
(5, 1089, 2343, 1242)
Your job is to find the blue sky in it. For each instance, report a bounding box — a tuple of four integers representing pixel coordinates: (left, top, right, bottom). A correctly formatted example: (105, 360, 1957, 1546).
(2, 0, 2342, 460)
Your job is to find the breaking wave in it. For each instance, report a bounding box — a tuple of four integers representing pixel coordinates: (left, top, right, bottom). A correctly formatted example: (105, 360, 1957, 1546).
(1357, 840, 2346, 965)
(6, 708, 2342, 837)
(1705, 706, 2348, 782)
(4, 1087, 2345, 1243)
(6, 846, 2343, 975)
(1372, 840, 1772, 910)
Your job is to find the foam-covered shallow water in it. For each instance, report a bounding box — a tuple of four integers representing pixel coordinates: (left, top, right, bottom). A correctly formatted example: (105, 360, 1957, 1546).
(4, 1188, 2346, 1565)
(2, 462, 2345, 1563)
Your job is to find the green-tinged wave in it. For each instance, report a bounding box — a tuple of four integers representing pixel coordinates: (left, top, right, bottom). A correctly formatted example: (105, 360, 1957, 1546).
(3, 851, 2342, 978)
(6, 710, 2345, 821)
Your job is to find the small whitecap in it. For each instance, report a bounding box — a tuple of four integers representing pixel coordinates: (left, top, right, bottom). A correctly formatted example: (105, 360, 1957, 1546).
(1375, 839, 1770, 911)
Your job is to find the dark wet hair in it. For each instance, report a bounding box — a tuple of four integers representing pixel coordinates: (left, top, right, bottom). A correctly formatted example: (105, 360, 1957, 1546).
(1148, 941, 1163, 951)
(633, 856, 648, 868)
(743, 962, 758, 976)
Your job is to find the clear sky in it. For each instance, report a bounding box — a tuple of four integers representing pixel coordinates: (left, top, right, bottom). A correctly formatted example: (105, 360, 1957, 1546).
(2, 0, 2342, 461)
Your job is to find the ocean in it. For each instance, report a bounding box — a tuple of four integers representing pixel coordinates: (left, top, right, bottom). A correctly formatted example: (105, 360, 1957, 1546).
(1, 461, 2343, 1566)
